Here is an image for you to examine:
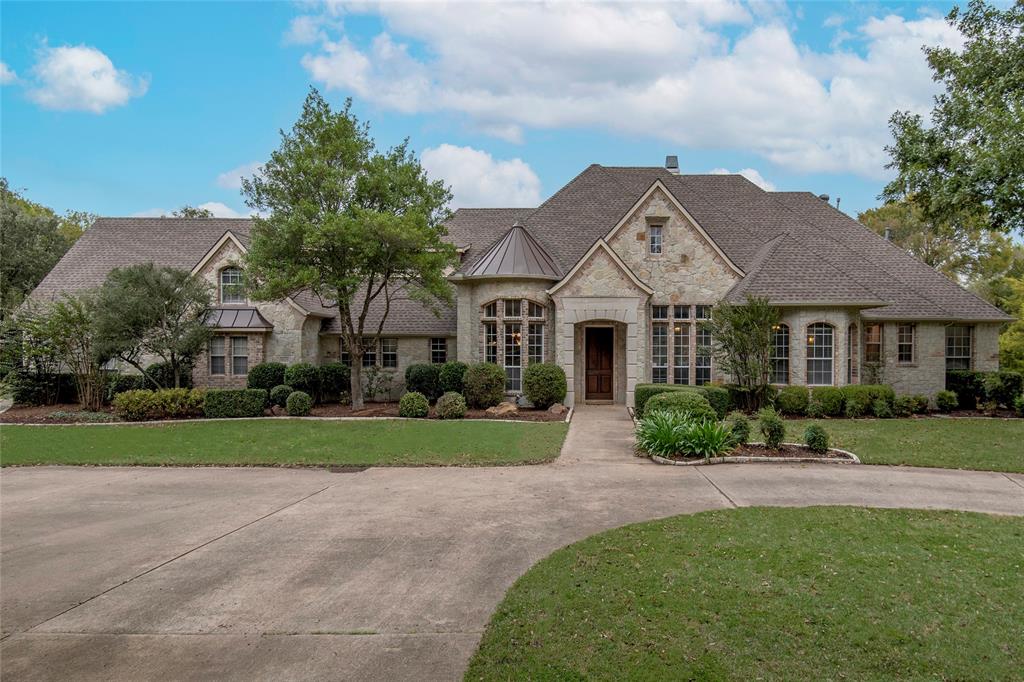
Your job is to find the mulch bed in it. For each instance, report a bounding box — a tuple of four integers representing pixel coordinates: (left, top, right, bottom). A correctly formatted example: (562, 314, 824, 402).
(310, 403, 565, 422)
(657, 443, 854, 463)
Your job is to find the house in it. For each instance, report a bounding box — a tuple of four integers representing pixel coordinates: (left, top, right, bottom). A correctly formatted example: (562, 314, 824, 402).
(30, 159, 1012, 407)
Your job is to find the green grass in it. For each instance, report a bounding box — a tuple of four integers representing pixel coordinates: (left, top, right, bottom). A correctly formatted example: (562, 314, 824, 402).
(0, 419, 569, 467)
(467, 507, 1024, 681)
(781, 417, 1024, 473)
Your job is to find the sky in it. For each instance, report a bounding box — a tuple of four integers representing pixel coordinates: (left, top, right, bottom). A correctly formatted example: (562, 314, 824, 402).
(0, 0, 968, 221)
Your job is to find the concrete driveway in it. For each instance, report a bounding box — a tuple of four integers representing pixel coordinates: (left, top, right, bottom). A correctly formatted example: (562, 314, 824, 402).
(2, 406, 1022, 681)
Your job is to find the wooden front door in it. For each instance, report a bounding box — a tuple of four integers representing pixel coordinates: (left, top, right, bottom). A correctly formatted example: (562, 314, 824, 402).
(585, 327, 614, 401)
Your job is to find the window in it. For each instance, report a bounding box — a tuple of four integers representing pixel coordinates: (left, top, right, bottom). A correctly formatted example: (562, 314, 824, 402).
(945, 325, 973, 370)
(847, 323, 859, 384)
(528, 323, 544, 364)
(695, 305, 712, 320)
(483, 302, 497, 318)
(339, 338, 350, 366)
(806, 323, 834, 386)
(673, 305, 689, 320)
(897, 324, 915, 364)
(649, 224, 663, 255)
(864, 324, 883, 363)
(430, 338, 447, 364)
(652, 324, 668, 383)
(695, 327, 712, 385)
(485, 322, 498, 364)
(231, 336, 248, 375)
(770, 324, 789, 384)
(381, 338, 398, 368)
(673, 322, 689, 385)
(220, 267, 244, 304)
(209, 337, 226, 375)
(652, 305, 668, 320)
(362, 338, 376, 367)
(504, 299, 521, 318)
(528, 301, 545, 319)
(504, 323, 522, 391)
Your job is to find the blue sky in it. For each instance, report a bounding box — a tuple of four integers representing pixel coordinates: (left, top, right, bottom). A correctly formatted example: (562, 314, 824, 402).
(1, 1, 964, 220)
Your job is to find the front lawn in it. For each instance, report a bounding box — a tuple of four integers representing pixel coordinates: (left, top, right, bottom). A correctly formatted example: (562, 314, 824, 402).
(783, 417, 1024, 473)
(0, 419, 569, 467)
(467, 507, 1024, 681)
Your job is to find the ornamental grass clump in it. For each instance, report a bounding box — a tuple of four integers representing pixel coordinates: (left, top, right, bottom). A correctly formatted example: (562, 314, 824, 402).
(804, 423, 830, 454)
(758, 407, 785, 450)
(635, 411, 689, 457)
(635, 411, 735, 459)
(682, 420, 735, 459)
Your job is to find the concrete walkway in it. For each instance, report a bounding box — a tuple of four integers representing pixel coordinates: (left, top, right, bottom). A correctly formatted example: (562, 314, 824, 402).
(2, 406, 1022, 681)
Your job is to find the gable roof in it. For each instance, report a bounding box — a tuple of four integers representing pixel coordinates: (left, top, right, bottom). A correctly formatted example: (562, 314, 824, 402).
(547, 239, 654, 296)
(464, 222, 561, 280)
(450, 165, 1011, 322)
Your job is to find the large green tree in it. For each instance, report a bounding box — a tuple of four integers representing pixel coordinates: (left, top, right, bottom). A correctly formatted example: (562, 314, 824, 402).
(858, 199, 1014, 282)
(703, 296, 781, 411)
(241, 89, 454, 409)
(172, 205, 214, 218)
(883, 0, 1024, 235)
(95, 264, 213, 388)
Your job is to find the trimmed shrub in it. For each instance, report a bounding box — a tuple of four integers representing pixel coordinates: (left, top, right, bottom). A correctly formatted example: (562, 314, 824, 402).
(398, 391, 429, 418)
(871, 397, 893, 418)
(810, 386, 844, 417)
(464, 363, 506, 409)
(270, 384, 294, 408)
(645, 391, 717, 423)
(6, 370, 78, 406)
(982, 371, 1024, 408)
(405, 363, 441, 401)
(946, 370, 980, 409)
(204, 388, 268, 418)
(758, 407, 785, 450)
(726, 410, 750, 445)
(286, 390, 312, 416)
(435, 391, 467, 419)
(1015, 394, 1024, 417)
(776, 386, 809, 416)
(804, 423, 830, 454)
(318, 362, 350, 403)
(633, 383, 731, 419)
(523, 363, 567, 409)
(284, 363, 320, 400)
(112, 388, 205, 421)
(634, 384, 687, 418)
(438, 361, 468, 395)
(247, 362, 286, 391)
(700, 385, 731, 419)
(893, 395, 916, 418)
(909, 394, 930, 414)
(935, 389, 958, 412)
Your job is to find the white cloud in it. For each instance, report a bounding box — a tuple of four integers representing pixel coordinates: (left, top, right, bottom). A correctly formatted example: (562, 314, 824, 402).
(28, 44, 148, 113)
(709, 167, 776, 191)
(420, 144, 541, 208)
(131, 208, 171, 218)
(296, 3, 960, 178)
(216, 161, 263, 190)
(0, 62, 17, 85)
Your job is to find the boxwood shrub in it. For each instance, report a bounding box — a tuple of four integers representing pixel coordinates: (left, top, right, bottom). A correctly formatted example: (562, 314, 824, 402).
(463, 363, 506, 409)
(726, 410, 750, 445)
(284, 363, 320, 400)
(810, 386, 844, 417)
(438, 361, 468, 395)
(871, 397, 893, 418)
(318, 362, 350, 403)
(634, 383, 731, 419)
(398, 391, 429, 418)
(804, 423, 830, 454)
(523, 363, 567, 409)
(776, 385, 809, 415)
(644, 391, 717, 422)
(935, 389, 958, 412)
(892, 395, 916, 418)
(286, 390, 312, 416)
(204, 388, 268, 418)
(270, 384, 294, 407)
(435, 391, 467, 419)
(758, 407, 785, 449)
(112, 388, 206, 421)
(405, 363, 441, 401)
(246, 362, 286, 392)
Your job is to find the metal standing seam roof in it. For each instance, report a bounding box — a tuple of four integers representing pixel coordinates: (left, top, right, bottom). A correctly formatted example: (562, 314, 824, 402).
(206, 307, 274, 330)
(464, 222, 562, 279)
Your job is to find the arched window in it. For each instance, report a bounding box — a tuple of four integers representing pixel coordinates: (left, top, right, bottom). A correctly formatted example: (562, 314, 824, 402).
(481, 298, 547, 392)
(220, 267, 244, 304)
(806, 323, 834, 386)
(770, 324, 789, 384)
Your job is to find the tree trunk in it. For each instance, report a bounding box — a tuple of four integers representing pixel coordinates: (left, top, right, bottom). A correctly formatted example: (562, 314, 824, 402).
(350, 360, 364, 410)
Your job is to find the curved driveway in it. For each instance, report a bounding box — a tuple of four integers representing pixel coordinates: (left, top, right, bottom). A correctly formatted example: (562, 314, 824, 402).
(2, 406, 1022, 680)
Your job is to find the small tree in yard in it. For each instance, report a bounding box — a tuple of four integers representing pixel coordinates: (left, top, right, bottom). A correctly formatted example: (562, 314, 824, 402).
(241, 89, 455, 409)
(702, 296, 781, 411)
(94, 264, 213, 388)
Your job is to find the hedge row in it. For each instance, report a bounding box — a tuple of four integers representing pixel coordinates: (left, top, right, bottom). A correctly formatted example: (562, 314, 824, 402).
(247, 361, 350, 404)
(403, 361, 567, 412)
(946, 370, 1023, 409)
(634, 384, 730, 419)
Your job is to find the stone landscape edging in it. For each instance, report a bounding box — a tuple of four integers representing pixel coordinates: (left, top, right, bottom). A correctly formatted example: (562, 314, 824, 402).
(649, 442, 861, 466)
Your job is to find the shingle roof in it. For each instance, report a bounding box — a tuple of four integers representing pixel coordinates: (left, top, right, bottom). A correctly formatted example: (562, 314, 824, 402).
(320, 292, 456, 336)
(464, 223, 561, 279)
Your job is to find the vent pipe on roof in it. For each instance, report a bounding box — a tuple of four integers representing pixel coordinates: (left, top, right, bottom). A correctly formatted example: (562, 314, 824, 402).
(884, 227, 893, 241)
(665, 155, 680, 174)
(817, 193, 830, 202)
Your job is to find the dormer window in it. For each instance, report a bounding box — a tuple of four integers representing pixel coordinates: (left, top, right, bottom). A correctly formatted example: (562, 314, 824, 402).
(648, 224, 663, 255)
(220, 267, 244, 304)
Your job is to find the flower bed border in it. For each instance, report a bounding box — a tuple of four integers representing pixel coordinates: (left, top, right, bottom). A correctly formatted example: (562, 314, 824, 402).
(649, 442, 860, 466)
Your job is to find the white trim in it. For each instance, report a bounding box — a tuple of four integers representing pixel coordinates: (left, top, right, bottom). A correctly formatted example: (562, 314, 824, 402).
(603, 179, 744, 277)
(547, 240, 655, 296)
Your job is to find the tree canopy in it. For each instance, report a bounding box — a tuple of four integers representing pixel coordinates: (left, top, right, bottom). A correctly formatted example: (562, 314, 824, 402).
(173, 205, 215, 218)
(703, 296, 781, 411)
(883, 0, 1024, 235)
(241, 89, 454, 408)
